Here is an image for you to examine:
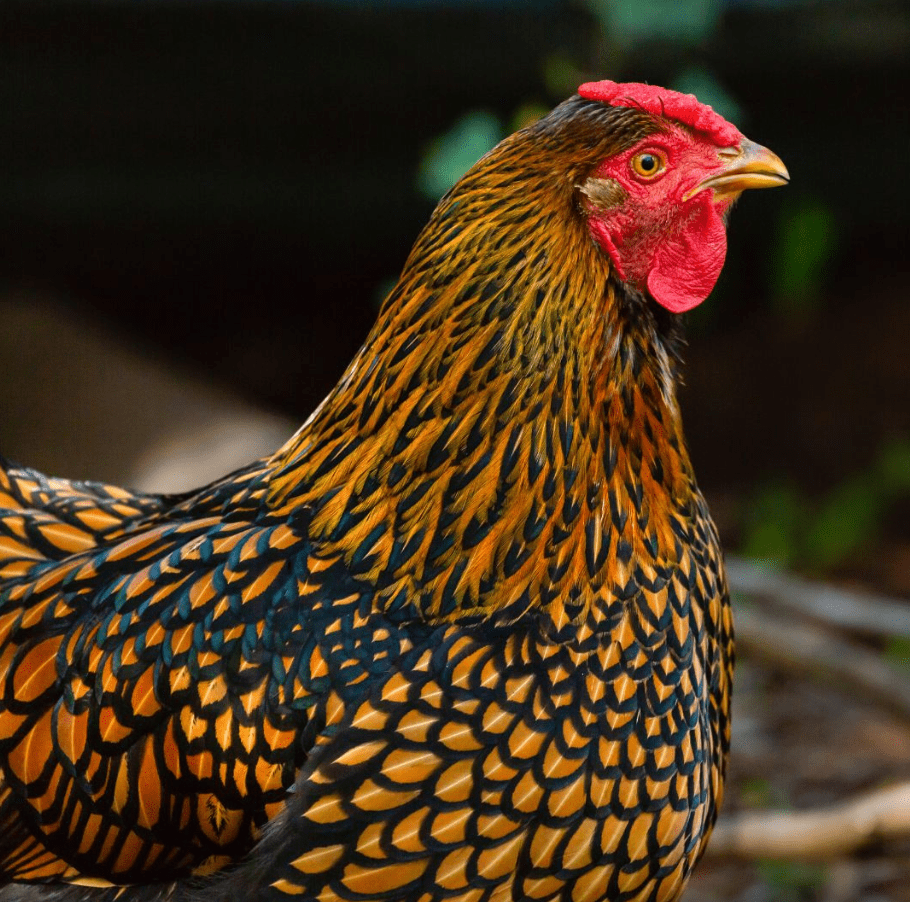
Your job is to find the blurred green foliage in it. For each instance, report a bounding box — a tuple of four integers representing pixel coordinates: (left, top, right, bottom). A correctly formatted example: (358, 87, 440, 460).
(876, 437, 910, 494)
(584, 0, 721, 45)
(542, 51, 586, 97)
(742, 436, 910, 571)
(417, 111, 504, 201)
(741, 776, 791, 810)
(769, 199, 839, 323)
(804, 472, 883, 570)
(671, 67, 742, 121)
(740, 480, 809, 568)
(755, 860, 827, 902)
(884, 635, 910, 673)
(418, 0, 745, 208)
(417, 104, 550, 204)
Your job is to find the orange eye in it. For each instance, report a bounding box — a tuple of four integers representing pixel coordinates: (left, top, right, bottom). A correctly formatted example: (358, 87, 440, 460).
(631, 151, 666, 179)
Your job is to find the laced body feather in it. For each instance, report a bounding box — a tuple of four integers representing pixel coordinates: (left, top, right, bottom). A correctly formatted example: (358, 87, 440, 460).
(0, 96, 732, 902)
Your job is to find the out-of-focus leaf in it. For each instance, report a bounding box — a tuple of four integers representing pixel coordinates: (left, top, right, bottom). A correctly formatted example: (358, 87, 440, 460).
(803, 474, 882, 570)
(672, 67, 742, 123)
(372, 276, 398, 310)
(884, 635, 910, 674)
(510, 103, 548, 132)
(588, 0, 722, 44)
(875, 435, 910, 496)
(543, 52, 583, 98)
(740, 777, 785, 809)
(741, 436, 909, 573)
(741, 480, 809, 567)
(417, 110, 504, 202)
(770, 198, 839, 321)
(756, 860, 827, 902)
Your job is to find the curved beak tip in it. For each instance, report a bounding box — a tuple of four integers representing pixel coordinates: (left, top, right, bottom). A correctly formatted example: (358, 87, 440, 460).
(697, 139, 790, 199)
(736, 138, 790, 188)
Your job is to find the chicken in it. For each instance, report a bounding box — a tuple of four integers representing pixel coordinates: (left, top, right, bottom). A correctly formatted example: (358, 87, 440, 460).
(0, 80, 787, 902)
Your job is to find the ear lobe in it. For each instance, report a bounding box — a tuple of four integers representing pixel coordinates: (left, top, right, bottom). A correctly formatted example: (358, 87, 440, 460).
(646, 198, 728, 313)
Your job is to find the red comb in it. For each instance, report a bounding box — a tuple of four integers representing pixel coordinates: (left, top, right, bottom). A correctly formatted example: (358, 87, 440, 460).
(577, 80, 741, 148)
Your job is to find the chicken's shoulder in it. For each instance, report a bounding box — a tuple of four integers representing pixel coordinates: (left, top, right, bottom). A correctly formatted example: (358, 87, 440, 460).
(0, 457, 169, 576)
(0, 476, 407, 888)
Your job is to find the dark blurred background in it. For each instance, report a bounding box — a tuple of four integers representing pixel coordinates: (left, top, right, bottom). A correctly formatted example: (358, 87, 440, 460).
(3, 0, 910, 583)
(1, 2, 910, 898)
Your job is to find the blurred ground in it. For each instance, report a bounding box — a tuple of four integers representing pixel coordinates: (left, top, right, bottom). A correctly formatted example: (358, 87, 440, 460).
(687, 654, 910, 902)
(0, 293, 294, 492)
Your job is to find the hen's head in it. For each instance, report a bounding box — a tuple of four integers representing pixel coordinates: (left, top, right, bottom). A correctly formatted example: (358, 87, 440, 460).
(575, 80, 788, 313)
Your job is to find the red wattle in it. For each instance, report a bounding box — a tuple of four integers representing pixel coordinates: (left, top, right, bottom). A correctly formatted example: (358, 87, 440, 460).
(646, 198, 727, 313)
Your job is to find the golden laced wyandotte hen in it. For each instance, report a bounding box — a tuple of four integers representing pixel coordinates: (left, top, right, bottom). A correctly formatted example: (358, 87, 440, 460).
(0, 81, 787, 902)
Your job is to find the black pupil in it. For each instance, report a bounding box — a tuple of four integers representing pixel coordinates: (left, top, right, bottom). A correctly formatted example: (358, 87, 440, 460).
(640, 154, 657, 172)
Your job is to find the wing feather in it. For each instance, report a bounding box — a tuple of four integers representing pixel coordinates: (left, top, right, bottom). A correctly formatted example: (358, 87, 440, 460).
(0, 499, 325, 884)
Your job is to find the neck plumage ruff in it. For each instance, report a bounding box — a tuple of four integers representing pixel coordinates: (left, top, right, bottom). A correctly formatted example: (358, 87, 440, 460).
(270, 95, 717, 636)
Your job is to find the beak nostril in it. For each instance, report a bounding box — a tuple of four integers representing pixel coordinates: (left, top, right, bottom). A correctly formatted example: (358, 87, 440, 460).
(685, 139, 789, 202)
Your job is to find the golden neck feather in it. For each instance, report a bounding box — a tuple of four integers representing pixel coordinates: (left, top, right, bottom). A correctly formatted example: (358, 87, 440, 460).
(266, 104, 697, 632)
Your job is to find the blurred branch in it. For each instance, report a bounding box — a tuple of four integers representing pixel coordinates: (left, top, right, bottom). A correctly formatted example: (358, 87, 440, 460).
(708, 782, 910, 861)
(734, 605, 910, 723)
(727, 555, 910, 638)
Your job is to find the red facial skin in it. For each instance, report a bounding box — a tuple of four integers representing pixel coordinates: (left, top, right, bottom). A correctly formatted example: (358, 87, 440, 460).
(585, 124, 744, 314)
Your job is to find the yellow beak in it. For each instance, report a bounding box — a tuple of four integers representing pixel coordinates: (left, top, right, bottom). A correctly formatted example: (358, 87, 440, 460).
(686, 139, 790, 201)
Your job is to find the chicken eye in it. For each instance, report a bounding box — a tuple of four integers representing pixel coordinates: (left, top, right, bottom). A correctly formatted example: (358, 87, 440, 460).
(631, 151, 666, 179)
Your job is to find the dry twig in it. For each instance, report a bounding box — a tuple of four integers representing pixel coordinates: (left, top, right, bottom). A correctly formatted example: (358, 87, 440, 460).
(734, 605, 910, 722)
(727, 557, 910, 719)
(726, 555, 910, 638)
(708, 781, 910, 860)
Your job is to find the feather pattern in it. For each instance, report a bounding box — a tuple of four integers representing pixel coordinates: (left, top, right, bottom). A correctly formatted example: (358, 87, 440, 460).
(0, 94, 734, 902)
